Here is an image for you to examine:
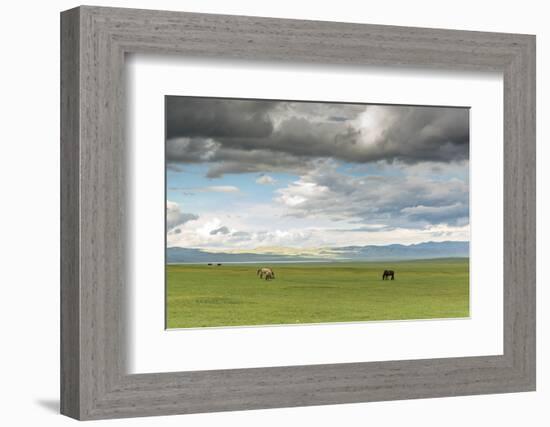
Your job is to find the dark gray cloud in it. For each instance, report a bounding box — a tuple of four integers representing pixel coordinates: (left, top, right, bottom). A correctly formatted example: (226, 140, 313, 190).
(400, 203, 469, 226)
(166, 201, 199, 229)
(166, 97, 469, 176)
(166, 97, 276, 140)
(210, 226, 230, 235)
(275, 163, 469, 229)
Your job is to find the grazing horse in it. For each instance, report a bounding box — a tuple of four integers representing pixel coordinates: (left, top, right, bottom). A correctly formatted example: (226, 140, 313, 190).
(257, 267, 275, 280)
(382, 270, 395, 280)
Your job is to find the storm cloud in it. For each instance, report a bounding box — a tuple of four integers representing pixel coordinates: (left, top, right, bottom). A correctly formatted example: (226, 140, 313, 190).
(275, 162, 469, 229)
(166, 97, 470, 246)
(166, 96, 469, 176)
(166, 97, 276, 140)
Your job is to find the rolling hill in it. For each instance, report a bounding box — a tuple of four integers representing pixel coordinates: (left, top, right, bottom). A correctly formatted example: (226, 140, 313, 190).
(166, 241, 469, 263)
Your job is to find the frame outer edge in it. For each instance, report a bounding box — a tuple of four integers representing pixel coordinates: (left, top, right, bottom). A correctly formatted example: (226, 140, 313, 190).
(60, 6, 537, 420)
(502, 34, 536, 390)
(527, 35, 536, 390)
(518, 34, 536, 389)
(60, 6, 81, 420)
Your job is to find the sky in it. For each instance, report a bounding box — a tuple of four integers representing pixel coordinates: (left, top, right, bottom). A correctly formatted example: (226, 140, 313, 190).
(165, 96, 470, 251)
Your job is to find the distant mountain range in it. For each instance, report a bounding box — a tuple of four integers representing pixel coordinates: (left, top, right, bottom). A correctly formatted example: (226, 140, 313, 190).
(167, 241, 469, 263)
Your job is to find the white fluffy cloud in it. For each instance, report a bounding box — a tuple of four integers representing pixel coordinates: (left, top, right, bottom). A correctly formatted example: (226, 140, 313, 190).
(167, 213, 469, 249)
(166, 157, 469, 250)
(166, 199, 469, 250)
(255, 175, 276, 185)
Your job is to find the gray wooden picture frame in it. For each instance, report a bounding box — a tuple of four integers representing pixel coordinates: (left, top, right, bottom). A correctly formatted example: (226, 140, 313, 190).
(60, 5, 536, 420)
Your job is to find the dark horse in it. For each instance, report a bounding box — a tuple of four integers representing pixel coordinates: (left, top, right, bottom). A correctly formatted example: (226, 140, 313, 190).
(382, 270, 395, 280)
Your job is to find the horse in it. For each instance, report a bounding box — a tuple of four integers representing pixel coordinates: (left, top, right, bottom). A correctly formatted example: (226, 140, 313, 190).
(257, 267, 275, 280)
(263, 271, 275, 280)
(382, 270, 395, 280)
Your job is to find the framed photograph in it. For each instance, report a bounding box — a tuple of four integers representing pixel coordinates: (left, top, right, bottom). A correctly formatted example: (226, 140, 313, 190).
(164, 96, 471, 330)
(61, 6, 536, 420)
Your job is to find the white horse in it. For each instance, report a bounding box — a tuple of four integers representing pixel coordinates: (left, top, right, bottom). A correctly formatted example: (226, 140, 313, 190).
(257, 267, 275, 280)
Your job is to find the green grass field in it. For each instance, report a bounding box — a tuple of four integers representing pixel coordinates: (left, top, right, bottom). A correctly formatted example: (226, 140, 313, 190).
(166, 258, 469, 329)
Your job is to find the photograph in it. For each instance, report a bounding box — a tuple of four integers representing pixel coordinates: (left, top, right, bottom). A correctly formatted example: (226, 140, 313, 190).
(165, 96, 470, 329)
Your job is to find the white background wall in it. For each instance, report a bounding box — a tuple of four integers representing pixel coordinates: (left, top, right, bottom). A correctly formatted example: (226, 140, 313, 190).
(0, 0, 547, 425)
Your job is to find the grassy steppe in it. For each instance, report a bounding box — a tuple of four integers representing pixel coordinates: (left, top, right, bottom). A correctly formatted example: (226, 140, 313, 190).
(166, 258, 469, 328)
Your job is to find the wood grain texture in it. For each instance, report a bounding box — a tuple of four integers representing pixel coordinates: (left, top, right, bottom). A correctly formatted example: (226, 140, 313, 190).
(60, 5, 536, 420)
(60, 7, 80, 419)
